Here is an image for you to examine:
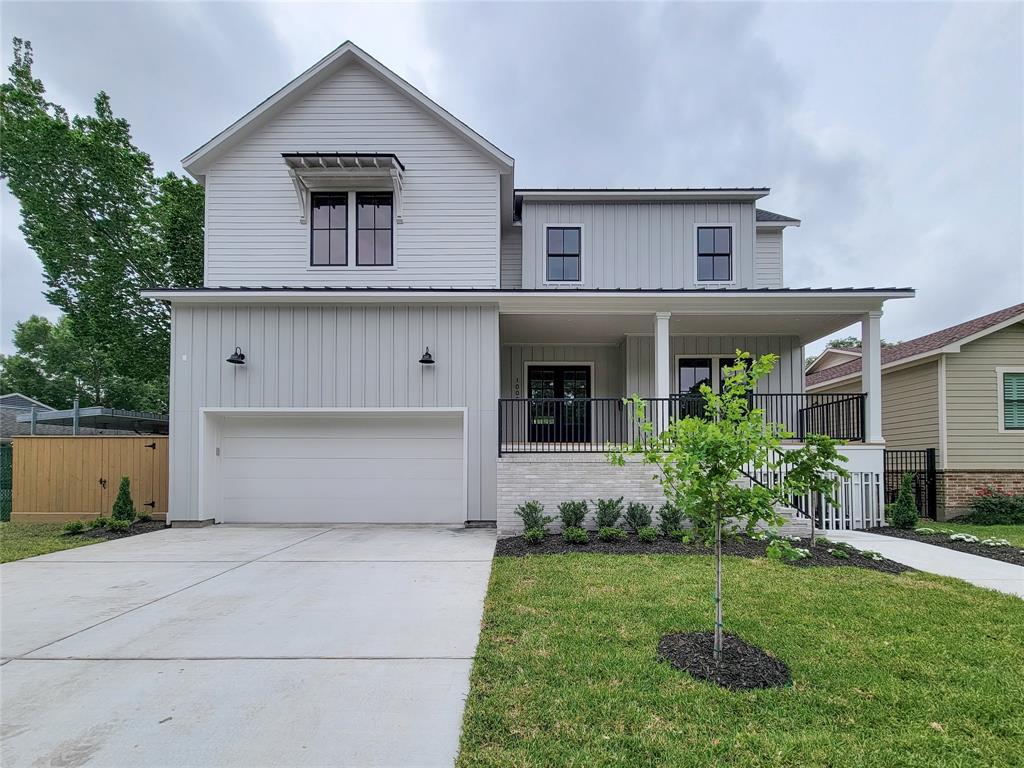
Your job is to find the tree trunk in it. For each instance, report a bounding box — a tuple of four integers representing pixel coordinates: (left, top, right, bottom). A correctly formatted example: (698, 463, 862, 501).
(714, 503, 723, 664)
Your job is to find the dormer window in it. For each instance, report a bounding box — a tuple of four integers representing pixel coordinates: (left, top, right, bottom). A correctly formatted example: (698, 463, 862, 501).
(310, 193, 348, 266)
(697, 226, 733, 282)
(546, 226, 582, 282)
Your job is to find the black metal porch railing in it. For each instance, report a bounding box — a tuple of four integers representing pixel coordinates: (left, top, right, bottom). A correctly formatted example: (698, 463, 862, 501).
(497, 393, 866, 454)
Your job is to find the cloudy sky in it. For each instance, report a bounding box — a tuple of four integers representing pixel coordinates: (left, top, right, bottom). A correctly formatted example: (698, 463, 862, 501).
(1, 1, 1021, 356)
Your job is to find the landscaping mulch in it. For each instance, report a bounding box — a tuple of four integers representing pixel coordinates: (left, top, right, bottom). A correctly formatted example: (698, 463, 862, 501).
(868, 527, 1024, 567)
(76, 520, 166, 541)
(657, 631, 792, 691)
(495, 532, 911, 574)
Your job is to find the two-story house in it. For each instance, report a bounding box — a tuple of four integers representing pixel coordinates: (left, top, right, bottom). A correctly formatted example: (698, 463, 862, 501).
(144, 42, 914, 534)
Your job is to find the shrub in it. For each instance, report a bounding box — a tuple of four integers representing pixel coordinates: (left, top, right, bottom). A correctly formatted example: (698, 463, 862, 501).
(766, 539, 810, 562)
(887, 473, 919, 529)
(961, 487, 1024, 525)
(828, 547, 850, 559)
(558, 500, 588, 530)
(669, 529, 694, 544)
(562, 526, 588, 544)
(136, 513, 152, 523)
(63, 520, 85, 534)
(860, 550, 885, 561)
(592, 497, 624, 529)
(916, 527, 937, 535)
(623, 502, 653, 533)
(88, 516, 109, 530)
(597, 526, 626, 542)
(981, 537, 1011, 547)
(637, 526, 658, 543)
(522, 528, 545, 545)
(111, 476, 136, 521)
(949, 532, 979, 544)
(107, 519, 132, 533)
(514, 501, 553, 531)
(657, 502, 684, 535)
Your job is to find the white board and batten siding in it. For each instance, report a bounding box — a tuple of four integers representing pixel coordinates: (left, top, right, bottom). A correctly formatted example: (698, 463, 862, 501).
(203, 62, 503, 288)
(169, 303, 500, 523)
(519, 201, 760, 289)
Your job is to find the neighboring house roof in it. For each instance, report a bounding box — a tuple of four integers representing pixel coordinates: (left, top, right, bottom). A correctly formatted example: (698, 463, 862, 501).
(804, 346, 862, 375)
(806, 302, 1024, 388)
(182, 41, 514, 179)
(0, 393, 54, 411)
(756, 208, 801, 227)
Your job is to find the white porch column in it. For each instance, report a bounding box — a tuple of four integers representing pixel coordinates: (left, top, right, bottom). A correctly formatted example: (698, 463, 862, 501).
(655, 312, 671, 400)
(861, 310, 884, 443)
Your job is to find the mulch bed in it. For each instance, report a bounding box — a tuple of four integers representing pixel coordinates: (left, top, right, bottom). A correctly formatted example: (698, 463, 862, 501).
(495, 532, 911, 574)
(76, 520, 166, 541)
(868, 527, 1024, 567)
(657, 631, 792, 691)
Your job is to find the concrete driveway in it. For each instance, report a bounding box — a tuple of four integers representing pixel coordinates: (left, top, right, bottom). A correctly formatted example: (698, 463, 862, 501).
(1, 525, 495, 767)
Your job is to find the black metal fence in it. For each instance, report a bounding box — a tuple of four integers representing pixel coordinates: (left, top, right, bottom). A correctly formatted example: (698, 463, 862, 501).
(883, 448, 937, 519)
(498, 392, 867, 454)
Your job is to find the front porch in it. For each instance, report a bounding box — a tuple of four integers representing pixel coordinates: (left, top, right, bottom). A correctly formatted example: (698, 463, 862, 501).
(495, 299, 889, 532)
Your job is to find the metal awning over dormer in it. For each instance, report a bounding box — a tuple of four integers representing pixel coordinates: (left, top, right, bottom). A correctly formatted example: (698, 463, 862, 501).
(282, 152, 405, 224)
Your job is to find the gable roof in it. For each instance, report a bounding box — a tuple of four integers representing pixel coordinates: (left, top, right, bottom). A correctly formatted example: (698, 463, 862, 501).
(0, 393, 53, 411)
(756, 208, 801, 226)
(182, 41, 514, 180)
(806, 302, 1024, 388)
(804, 346, 862, 375)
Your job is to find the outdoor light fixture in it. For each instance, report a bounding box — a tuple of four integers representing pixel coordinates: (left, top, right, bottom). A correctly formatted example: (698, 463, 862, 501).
(226, 346, 246, 365)
(419, 347, 435, 365)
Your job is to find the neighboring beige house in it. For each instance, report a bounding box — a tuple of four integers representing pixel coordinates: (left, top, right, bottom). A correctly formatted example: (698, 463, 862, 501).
(807, 303, 1024, 519)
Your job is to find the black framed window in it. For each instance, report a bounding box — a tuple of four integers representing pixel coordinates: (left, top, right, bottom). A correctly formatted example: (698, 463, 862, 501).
(310, 193, 347, 266)
(356, 192, 393, 266)
(697, 226, 732, 281)
(546, 226, 582, 282)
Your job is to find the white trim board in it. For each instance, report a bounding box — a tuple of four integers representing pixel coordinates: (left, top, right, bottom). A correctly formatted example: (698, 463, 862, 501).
(693, 222, 737, 287)
(541, 223, 585, 286)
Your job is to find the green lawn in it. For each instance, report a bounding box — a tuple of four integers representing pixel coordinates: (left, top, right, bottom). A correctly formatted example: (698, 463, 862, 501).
(458, 555, 1024, 767)
(0, 521, 98, 563)
(919, 521, 1024, 548)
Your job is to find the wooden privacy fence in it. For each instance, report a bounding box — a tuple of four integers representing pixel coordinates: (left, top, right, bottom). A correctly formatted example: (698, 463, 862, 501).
(11, 436, 168, 521)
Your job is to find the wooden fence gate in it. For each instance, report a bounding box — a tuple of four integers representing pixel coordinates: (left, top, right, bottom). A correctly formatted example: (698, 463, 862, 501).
(11, 436, 168, 522)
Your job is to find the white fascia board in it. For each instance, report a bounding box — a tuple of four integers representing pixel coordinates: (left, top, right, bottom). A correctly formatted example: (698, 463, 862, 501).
(516, 189, 769, 202)
(756, 220, 801, 228)
(182, 42, 513, 177)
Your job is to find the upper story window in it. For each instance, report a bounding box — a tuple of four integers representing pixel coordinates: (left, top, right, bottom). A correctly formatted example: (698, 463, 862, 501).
(1001, 370, 1024, 430)
(310, 193, 347, 266)
(697, 226, 732, 282)
(356, 193, 393, 266)
(546, 226, 582, 282)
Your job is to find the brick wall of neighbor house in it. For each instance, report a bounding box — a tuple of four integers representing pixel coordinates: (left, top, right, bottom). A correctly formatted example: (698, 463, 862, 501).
(496, 454, 810, 537)
(938, 470, 1024, 520)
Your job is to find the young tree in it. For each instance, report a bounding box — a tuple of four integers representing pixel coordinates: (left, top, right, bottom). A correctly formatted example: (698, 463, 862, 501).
(111, 476, 136, 521)
(609, 352, 849, 663)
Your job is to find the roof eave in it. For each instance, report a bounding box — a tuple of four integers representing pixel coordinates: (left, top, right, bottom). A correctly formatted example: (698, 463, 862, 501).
(516, 189, 770, 202)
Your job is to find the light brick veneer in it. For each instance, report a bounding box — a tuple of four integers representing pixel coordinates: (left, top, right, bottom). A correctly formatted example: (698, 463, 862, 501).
(496, 453, 810, 538)
(938, 470, 1024, 520)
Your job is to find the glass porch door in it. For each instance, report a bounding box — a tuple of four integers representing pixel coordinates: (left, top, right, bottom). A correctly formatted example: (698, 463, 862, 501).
(527, 365, 592, 443)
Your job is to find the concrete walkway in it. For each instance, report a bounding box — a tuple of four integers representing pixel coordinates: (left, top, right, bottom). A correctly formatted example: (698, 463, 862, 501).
(828, 529, 1024, 598)
(1, 525, 496, 767)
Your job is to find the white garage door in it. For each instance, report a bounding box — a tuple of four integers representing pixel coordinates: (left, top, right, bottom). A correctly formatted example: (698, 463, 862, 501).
(217, 412, 465, 524)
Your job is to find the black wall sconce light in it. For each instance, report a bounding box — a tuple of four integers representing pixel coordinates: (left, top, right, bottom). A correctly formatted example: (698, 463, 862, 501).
(226, 346, 246, 365)
(419, 346, 435, 365)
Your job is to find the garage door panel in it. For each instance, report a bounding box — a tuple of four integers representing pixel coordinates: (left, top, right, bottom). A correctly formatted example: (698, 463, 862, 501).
(215, 413, 465, 524)
(222, 436, 463, 461)
(221, 457, 461, 481)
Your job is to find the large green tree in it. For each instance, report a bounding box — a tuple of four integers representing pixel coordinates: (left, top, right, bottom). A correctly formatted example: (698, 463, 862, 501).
(0, 38, 203, 410)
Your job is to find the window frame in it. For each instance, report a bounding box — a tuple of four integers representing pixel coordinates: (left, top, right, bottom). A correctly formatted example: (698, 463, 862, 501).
(694, 223, 736, 285)
(355, 191, 394, 267)
(675, 354, 754, 394)
(996, 366, 1024, 433)
(308, 192, 349, 267)
(542, 224, 584, 285)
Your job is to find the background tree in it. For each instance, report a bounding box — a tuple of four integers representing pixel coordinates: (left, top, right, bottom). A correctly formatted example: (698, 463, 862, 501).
(610, 352, 849, 663)
(0, 38, 203, 410)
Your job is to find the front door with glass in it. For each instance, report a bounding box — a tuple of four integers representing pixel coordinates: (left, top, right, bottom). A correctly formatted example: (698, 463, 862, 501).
(527, 365, 592, 443)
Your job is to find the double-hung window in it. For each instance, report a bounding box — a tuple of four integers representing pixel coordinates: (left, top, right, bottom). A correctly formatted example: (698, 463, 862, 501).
(546, 226, 582, 282)
(1001, 371, 1024, 430)
(310, 193, 347, 266)
(697, 226, 732, 282)
(356, 193, 393, 266)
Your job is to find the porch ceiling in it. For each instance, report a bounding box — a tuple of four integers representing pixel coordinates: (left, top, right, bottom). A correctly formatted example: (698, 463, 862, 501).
(500, 311, 875, 345)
